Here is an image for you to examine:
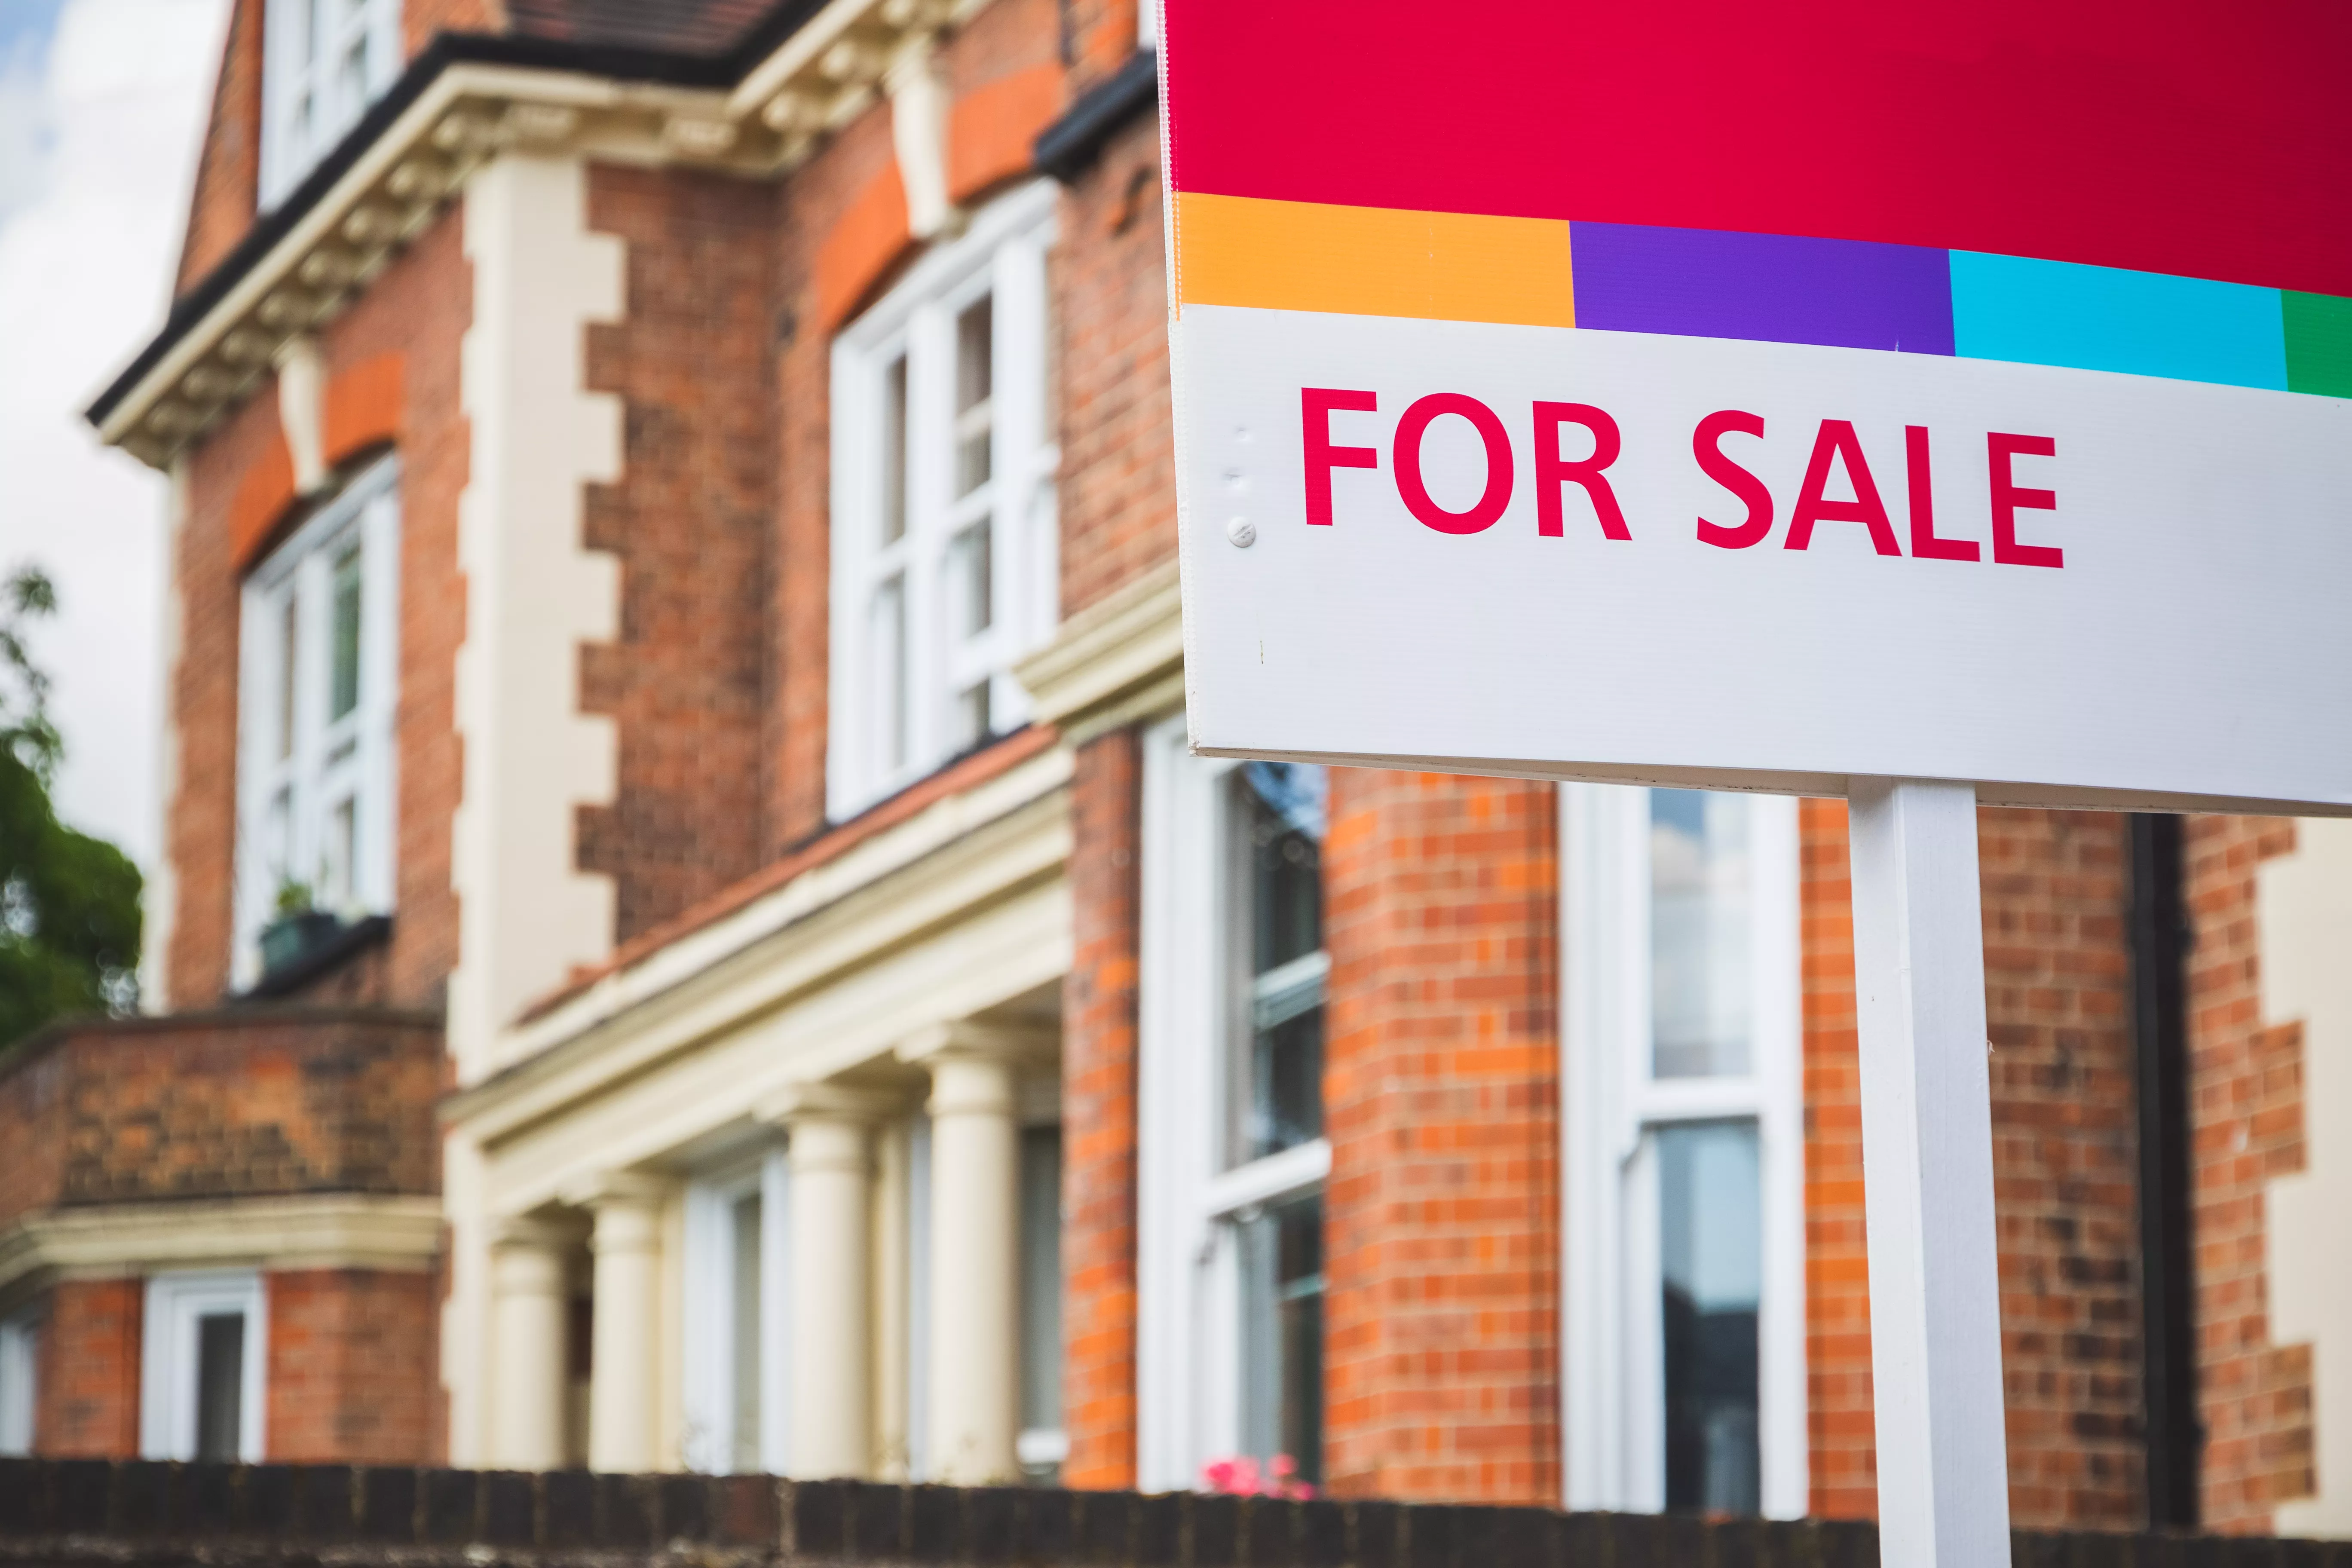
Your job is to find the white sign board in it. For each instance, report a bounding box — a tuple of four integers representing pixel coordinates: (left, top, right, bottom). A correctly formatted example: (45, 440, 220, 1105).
(1176, 310, 2352, 816)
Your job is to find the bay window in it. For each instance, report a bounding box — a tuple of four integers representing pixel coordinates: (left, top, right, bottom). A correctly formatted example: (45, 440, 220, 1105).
(262, 0, 402, 207)
(1138, 719, 1329, 1491)
(829, 182, 1058, 818)
(234, 456, 398, 988)
(1561, 785, 1805, 1517)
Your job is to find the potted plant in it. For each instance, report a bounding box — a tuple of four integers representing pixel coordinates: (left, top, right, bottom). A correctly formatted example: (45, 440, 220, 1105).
(257, 879, 340, 974)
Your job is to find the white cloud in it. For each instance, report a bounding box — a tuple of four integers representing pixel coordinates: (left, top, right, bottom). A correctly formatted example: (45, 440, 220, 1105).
(0, 0, 228, 871)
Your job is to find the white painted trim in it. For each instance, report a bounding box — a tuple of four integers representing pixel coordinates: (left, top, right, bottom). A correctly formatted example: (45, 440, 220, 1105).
(1137, 720, 1329, 1492)
(139, 1270, 267, 1463)
(1201, 1137, 1329, 1219)
(0, 1194, 442, 1298)
(0, 1305, 37, 1456)
(142, 462, 190, 1014)
(1559, 784, 1805, 1519)
(829, 182, 1060, 820)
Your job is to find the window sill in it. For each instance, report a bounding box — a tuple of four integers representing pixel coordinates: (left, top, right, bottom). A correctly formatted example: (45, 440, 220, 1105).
(240, 913, 392, 1002)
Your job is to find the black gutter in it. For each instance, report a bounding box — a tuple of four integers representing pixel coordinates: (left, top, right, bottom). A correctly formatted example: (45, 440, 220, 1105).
(1033, 47, 1157, 182)
(2129, 812, 2200, 1529)
(88, 1, 834, 429)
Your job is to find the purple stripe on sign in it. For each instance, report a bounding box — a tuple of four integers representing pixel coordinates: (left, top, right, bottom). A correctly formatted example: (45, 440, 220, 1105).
(1571, 222, 1955, 355)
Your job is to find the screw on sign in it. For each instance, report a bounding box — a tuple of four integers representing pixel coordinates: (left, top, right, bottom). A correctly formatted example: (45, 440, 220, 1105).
(1158, 2, 2352, 1562)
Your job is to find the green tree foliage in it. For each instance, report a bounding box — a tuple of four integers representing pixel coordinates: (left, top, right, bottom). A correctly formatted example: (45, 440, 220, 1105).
(0, 565, 142, 1050)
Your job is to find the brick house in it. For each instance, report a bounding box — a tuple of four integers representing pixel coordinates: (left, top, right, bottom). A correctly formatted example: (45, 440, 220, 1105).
(26, 0, 2348, 1541)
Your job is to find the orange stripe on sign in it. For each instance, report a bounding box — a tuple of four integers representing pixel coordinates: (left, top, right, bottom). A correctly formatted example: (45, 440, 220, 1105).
(1175, 191, 1574, 328)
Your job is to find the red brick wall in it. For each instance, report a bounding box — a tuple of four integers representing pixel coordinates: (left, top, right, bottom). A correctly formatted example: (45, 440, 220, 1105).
(1800, 797, 1875, 1520)
(403, 0, 503, 55)
(768, 109, 897, 847)
(165, 209, 469, 1009)
(1061, 0, 1146, 89)
(31, 1280, 141, 1458)
(0, 1012, 441, 1226)
(1321, 769, 1558, 1503)
(1806, 805, 2150, 1530)
(578, 165, 777, 942)
(1061, 729, 1142, 1489)
(2183, 815, 2312, 1531)
(1052, 111, 1173, 617)
(266, 1269, 441, 1463)
(1978, 809, 2143, 1530)
(175, 0, 263, 296)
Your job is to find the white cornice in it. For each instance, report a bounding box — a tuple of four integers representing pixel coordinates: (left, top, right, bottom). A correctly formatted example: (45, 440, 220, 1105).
(1012, 556, 1183, 744)
(445, 744, 1073, 1142)
(0, 1194, 443, 1304)
(104, 0, 998, 472)
(101, 65, 756, 469)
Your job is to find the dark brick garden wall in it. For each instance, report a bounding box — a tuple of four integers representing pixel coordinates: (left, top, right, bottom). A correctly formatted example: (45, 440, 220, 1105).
(1, 1461, 2343, 1568)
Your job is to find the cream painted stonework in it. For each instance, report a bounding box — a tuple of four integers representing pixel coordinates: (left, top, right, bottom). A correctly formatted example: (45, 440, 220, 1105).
(449, 152, 624, 1085)
(141, 463, 189, 1014)
(2264, 818, 2352, 1538)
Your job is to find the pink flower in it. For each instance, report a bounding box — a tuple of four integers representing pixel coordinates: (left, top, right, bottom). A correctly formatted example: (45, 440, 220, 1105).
(1200, 1454, 1316, 1500)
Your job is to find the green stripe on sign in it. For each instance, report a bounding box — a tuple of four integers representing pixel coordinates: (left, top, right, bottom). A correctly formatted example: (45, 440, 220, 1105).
(2284, 291, 2352, 398)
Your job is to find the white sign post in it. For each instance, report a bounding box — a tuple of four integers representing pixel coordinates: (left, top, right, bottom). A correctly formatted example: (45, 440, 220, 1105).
(1849, 779, 2010, 1566)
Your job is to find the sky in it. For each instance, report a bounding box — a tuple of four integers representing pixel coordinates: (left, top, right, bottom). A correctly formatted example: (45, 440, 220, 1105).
(0, 0, 230, 871)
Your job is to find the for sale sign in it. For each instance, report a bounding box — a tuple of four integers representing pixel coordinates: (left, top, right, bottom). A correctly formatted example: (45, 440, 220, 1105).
(1163, 0, 2352, 814)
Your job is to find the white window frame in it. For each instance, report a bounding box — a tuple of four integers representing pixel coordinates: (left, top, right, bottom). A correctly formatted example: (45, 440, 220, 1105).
(0, 1304, 38, 1456)
(1560, 784, 1807, 1518)
(233, 454, 401, 988)
(1136, 716, 1332, 1491)
(827, 181, 1060, 819)
(260, 0, 403, 208)
(139, 1271, 266, 1463)
(682, 1151, 791, 1475)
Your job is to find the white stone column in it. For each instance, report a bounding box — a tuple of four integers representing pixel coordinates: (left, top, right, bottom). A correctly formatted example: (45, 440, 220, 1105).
(577, 1174, 666, 1473)
(904, 1024, 1036, 1484)
(487, 1218, 570, 1470)
(763, 1088, 883, 1479)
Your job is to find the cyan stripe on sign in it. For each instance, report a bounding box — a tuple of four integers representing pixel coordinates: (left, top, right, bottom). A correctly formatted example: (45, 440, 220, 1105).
(1949, 251, 2288, 391)
(1571, 221, 1955, 355)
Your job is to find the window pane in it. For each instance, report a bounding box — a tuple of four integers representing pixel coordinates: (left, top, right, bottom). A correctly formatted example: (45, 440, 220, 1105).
(330, 541, 363, 722)
(872, 576, 906, 773)
(949, 522, 992, 638)
(277, 593, 299, 762)
(952, 681, 991, 755)
(1650, 790, 1752, 1078)
(194, 1313, 245, 1463)
(954, 295, 993, 498)
(1244, 763, 1324, 973)
(1658, 1121, 1761, 1515)
(1239, 1193, 1323, 1488)
(731, 1192, 763, 1473)
(323, 796, 356, 908)
(1018, 1127, 1064, 1465)
(1234, 763, 1327, 1164)
(882, 355, 910, 545)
